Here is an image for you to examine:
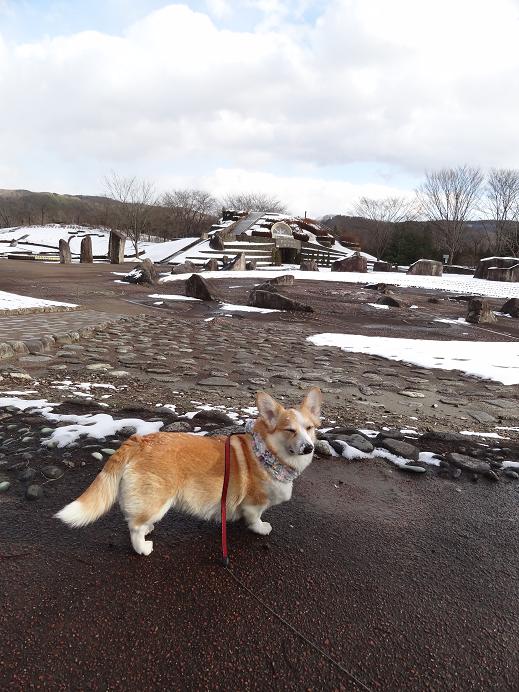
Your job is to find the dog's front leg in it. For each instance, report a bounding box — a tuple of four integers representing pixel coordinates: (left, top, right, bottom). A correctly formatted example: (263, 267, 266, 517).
(242, 505, 272, 535)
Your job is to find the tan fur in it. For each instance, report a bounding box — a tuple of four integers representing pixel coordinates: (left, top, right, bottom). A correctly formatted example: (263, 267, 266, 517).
(55, 387, 322, 555)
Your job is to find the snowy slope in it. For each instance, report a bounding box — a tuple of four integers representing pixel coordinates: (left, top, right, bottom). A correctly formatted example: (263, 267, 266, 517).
(0, 225, 198, 262)
(139, 237, 199, 262)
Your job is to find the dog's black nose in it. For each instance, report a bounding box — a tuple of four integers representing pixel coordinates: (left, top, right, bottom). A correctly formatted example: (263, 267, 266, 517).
(302, 443, 314, 455)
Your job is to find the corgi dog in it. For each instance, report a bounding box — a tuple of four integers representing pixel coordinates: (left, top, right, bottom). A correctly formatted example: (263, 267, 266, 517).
(55, 387, 322, 556)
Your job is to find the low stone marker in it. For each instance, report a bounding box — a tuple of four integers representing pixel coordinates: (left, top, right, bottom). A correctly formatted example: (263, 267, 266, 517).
(222, 252, 246, 271)
(59, 239, 71, 264)
(466, 297, 497, 324)
(122, 258, 158, 285)
(248, 286, 313, 312)
(373, 261, 396, 272)
(204, 259, 219, 271)
(299, 260, 319, 271)
(407, 259, 443, 276)
(80, 235, 93, 263)
(172, 260, 200, 274)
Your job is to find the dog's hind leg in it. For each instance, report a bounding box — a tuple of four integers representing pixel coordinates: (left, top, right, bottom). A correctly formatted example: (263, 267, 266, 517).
(129, 522, 154, 556)
(127, 499, 174, 555)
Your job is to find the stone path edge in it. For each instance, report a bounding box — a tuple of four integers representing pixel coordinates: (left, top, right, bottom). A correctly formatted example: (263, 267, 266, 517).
(0, 315, 126, 360)
(0, 305, 78, 317)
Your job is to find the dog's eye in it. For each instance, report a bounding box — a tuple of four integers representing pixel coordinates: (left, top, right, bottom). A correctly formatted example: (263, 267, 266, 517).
(306, 426, 314, 431)
(285, 428, 296, 434)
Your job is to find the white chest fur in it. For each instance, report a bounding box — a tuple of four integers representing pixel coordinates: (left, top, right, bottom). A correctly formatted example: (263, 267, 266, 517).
(266, 478, 293, 508)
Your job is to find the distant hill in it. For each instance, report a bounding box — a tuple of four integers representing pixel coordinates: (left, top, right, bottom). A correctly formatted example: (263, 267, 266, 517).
(0, 188, 126, 228)
(0, 188, 215, 239)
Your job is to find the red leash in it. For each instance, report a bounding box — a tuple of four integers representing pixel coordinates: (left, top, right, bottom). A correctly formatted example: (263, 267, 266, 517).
(220, 435, 232, 567)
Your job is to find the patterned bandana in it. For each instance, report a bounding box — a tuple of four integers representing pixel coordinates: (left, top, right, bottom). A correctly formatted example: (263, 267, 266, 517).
(245, 419, 301, 483)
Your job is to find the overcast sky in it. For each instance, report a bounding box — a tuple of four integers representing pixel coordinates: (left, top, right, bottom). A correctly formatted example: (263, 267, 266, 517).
(1, 0, 518, 216)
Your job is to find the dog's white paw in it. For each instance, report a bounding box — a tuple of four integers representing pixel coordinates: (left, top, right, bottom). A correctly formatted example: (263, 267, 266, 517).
(249, 520, 272, 536)
(140, 540, 154, 556)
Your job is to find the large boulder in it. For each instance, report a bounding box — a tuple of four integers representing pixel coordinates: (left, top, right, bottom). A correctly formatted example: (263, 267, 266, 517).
(407, 259, 443, 276)
(254, 282, 280, 293)
(248, 288, 313, 312)
(270, 274, 295, 285)
(466, 298, 497, 324)
(59, 239, 71, 264)
(376, 295, 401, 308)
(80, 235, 93, 263)
(474, 256, 519, 280)
(123, 258, 158, 285)
(185, 274, 217, 301)
(332, 253, 367, 272)
(365, 282, 389, 293)
(171, 260, 200, 274)
(299, 260, 319, 271)
(500, 298, 519, 318)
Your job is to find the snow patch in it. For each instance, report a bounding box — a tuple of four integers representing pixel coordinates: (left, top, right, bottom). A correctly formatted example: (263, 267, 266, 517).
(161, 269, 519, 299)
(307, 333, 519, 385)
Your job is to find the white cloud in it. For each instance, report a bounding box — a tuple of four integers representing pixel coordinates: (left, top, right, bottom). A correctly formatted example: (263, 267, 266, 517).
(162, 167, 411, 216)
(1, 1, 519, 210)
(205, 0, 232, 19)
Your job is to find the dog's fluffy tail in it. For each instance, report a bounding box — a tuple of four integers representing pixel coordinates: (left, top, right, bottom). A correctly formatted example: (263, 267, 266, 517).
(55, 445, 131, 528)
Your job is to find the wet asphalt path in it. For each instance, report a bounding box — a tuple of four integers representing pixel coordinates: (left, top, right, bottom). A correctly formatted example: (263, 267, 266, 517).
(1, 457, 518, 691)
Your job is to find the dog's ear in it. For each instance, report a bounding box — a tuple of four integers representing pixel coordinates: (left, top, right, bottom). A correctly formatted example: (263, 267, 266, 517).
(301, 387, 322, 425)
(256, 391, 282, 432)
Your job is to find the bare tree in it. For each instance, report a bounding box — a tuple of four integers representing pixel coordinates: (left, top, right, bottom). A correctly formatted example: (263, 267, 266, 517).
(161, 189, 217, 238)
(351, 196, 416, 259)
(417, 166, 483, 263)
(221, 192, 287, 214)
(482, 168, 519, 256)
(104, 172, 156, 255)
(0, 206, 11, 228)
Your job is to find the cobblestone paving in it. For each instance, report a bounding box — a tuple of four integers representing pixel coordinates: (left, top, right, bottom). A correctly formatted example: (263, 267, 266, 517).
(5, 311, 517, 432)
(0, 310, 123, 341)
